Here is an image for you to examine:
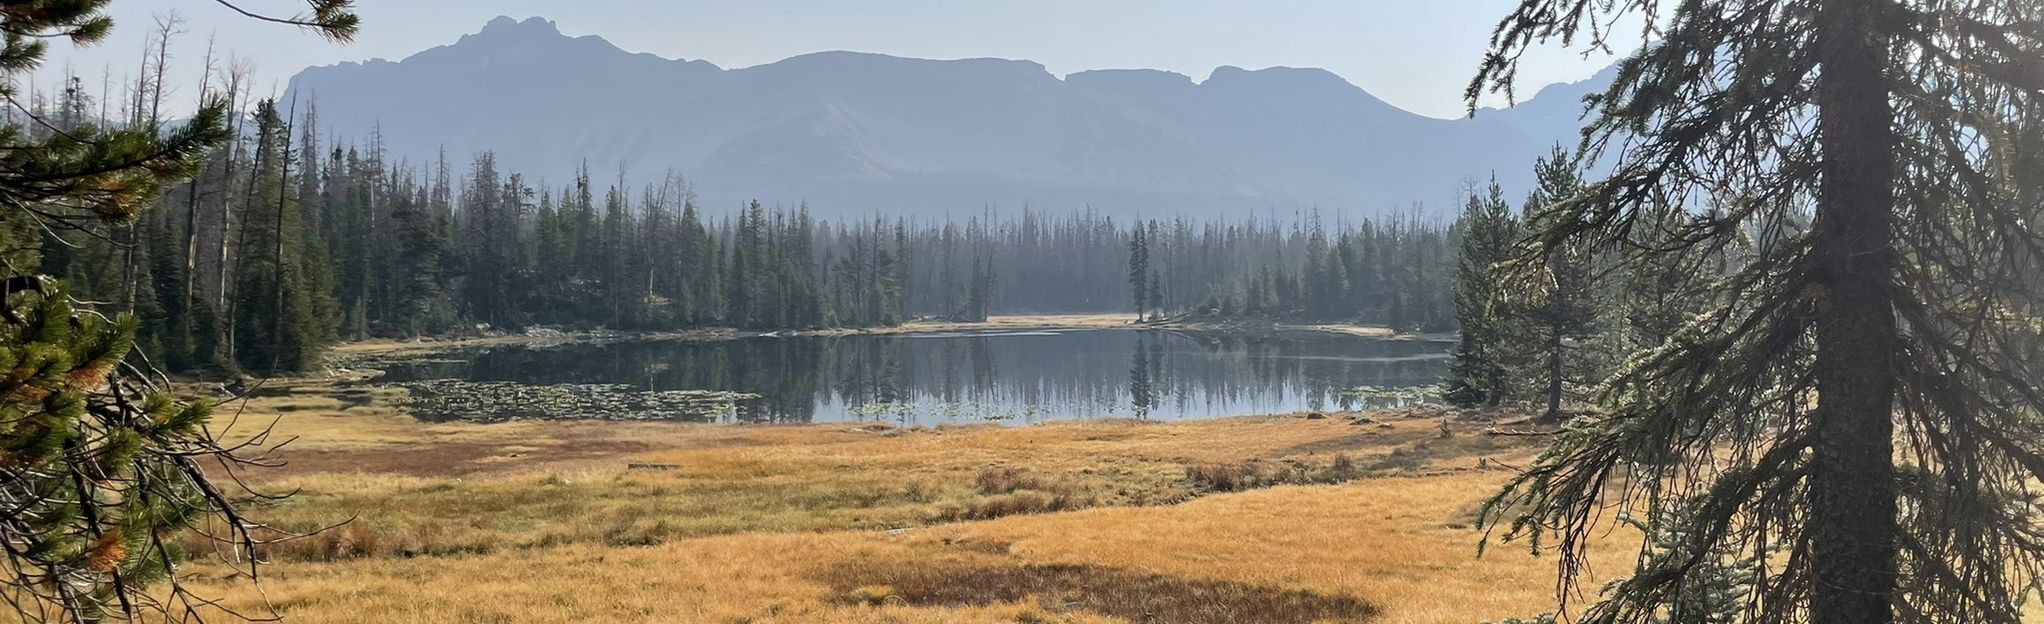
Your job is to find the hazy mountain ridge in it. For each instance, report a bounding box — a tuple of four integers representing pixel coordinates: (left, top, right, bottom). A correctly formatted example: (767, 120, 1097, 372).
(288, 15, 1610, 217)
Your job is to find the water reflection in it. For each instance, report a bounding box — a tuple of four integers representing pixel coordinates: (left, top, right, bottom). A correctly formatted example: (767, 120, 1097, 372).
(372, 330, 1450, 425)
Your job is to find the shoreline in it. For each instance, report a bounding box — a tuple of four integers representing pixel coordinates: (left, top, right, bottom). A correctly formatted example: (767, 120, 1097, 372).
(329, 313, 1450, 360)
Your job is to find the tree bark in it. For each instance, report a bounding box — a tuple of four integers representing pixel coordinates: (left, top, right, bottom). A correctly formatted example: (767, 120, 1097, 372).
(1543, 327, 1563, 422)
(273, 97, 298, 371)
(1810, 1, 1899, 622)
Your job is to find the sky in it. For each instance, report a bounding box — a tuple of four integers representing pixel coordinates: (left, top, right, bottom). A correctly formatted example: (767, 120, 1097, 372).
(36, 0, 1634, 120)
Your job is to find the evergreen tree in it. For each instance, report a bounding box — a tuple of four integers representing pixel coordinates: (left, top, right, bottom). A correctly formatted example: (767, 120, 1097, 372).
(388, 171, 459, 336)
(966, 252, 993, 322)
(230, 98, 337, 374)
(1127, 225, 1149, 320)
(676, 195, 719, 324)
(0, 1, 355, 618)
(1500, 148, 1600, 421)
(1445, 178, 1519, 407)
(1472, 1, 2044, 622)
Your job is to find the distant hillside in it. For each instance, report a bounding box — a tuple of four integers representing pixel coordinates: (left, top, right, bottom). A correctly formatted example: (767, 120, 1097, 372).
(286, 16, 1610, 217)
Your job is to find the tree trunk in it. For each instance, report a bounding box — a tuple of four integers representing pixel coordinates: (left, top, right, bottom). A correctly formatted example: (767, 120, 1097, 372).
(117, 224, 132, 310)
(183, 175, 201, 320)
(1543, 327, 1563, 421)
(1809, 1, 1899, 623)
(272, 96, 298, 371)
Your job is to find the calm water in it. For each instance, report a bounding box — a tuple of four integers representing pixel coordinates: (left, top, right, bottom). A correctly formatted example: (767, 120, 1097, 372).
(372, 330, 1451, 425)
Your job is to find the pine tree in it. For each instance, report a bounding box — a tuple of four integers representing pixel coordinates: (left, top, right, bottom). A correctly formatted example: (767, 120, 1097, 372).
(1446, 178, 1519, 407)
(676, 195, 719, 325)
(870, 216, 904, 326)
(0, 2, 355, 618)
(966, 252, 993, 322)
(231, 98, 337, 374)
(1127, 225, 1149, 321)
(388, 171, 459, 336)
(1471, 1, 2044, 622)
(1501, 148, 1600, 421)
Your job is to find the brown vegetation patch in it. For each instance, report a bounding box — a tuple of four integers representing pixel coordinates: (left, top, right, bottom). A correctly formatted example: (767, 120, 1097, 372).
(263, 438, 654, 478)
(974, 466, 1055, 495)
(939, 466, 1093, 520)
(819, 558, 1378, 624)
(1184, 454, 1365, 492)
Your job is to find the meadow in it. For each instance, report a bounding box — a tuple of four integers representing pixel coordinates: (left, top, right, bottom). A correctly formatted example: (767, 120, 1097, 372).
(179, 374, 1635, 624)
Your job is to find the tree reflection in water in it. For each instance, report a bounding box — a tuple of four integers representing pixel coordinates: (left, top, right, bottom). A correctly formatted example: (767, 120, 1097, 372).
(374, 330, 1450, 424)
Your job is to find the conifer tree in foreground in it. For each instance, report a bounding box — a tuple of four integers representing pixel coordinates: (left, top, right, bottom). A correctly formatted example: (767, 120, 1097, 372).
(0, 2, 356, 620)
(1471, 1, 2044, 622)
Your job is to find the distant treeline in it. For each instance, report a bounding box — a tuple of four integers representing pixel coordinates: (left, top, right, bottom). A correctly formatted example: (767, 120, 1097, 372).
(25, 83, 1463, 375)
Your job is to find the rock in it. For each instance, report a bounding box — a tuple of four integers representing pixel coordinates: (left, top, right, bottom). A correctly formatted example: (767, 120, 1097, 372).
(1305, 412, 1328, 420)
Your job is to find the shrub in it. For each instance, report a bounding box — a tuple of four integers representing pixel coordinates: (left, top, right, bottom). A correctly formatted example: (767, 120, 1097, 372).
(974, 466, 1045, 494)
(1186, 455, 1370, 493)
(940, 490, 1089, 521)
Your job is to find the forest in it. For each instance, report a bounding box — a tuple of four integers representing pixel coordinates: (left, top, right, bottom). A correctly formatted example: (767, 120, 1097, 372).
(20, 54, 1462, 376)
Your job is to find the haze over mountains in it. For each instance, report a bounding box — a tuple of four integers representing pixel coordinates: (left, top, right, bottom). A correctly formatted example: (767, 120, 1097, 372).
(287, 16, 1608, 217)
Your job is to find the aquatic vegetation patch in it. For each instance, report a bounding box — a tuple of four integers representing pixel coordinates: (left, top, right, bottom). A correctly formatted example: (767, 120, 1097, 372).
(396, 379, 761, 423)
(844, 400, 1050, 423)
(1336, 384, 1443, 411)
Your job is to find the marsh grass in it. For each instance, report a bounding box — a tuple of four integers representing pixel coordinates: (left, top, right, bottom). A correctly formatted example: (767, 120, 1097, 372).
(184, 383, 1585, 623)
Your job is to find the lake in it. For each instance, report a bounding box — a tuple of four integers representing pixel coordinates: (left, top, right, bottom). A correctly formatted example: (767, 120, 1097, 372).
(371, 329, 1452, 425)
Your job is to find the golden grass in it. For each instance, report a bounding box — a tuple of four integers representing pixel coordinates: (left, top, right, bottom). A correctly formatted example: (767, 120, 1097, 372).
(185, 474, 1631, 624)
(172, 379, 1620, 624)
(237, 416, 1508, 554)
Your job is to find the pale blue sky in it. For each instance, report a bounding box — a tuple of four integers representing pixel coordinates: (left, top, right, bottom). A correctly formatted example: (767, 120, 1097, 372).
(38, 0, 1630, 120)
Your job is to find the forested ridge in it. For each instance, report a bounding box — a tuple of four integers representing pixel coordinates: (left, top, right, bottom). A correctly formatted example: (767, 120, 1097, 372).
(27, 67, 1467, 376)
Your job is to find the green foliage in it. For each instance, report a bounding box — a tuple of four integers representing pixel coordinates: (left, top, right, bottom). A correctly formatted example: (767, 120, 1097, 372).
(1600, 504, 1763, 624)
(1497, 147, 1604, 420)
(1469, 0, 2044, 623)
(229, 99, 337, 374)
(1446, 178, 1519, 406)
(0, 2, 357, 618)
(3, 176, 229, 620)
(1129, 223, 1151, 320)
(1191, 214, 1456, 330)
(1447, 150, 1620, 416)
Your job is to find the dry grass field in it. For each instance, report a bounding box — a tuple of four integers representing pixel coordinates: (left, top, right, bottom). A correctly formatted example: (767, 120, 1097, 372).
(173, 372, 1637, 624)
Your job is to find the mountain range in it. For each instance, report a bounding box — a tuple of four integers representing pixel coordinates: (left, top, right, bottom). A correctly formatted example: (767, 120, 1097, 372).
(285, 16, 1608, 217)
